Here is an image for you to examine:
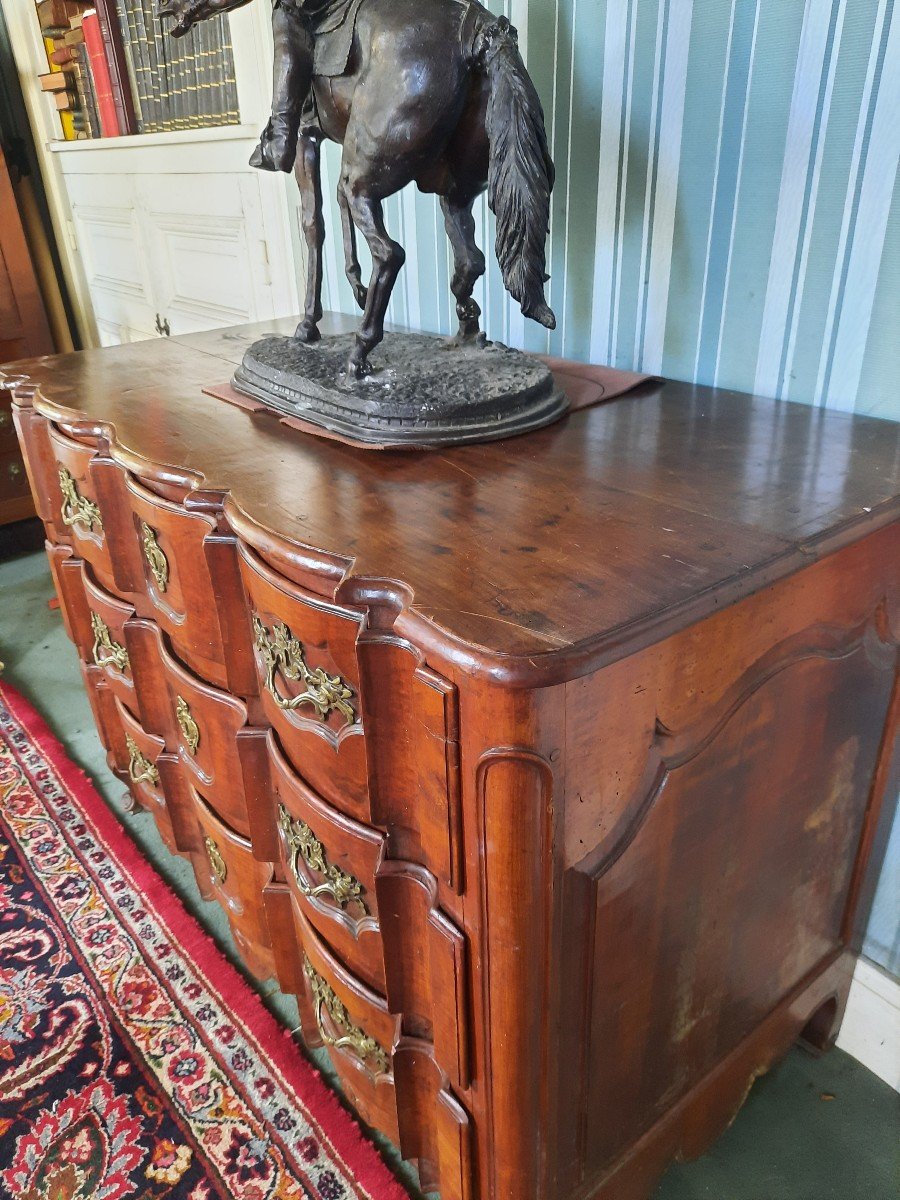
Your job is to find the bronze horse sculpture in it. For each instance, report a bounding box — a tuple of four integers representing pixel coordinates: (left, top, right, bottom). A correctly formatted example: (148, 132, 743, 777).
(162, 0, 556, 379)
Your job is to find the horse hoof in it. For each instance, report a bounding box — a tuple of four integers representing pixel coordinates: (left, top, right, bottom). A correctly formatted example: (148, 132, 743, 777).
(294, 321, 321, 344)
(344, 355, 371, 381)
(352, 284, 368, 311)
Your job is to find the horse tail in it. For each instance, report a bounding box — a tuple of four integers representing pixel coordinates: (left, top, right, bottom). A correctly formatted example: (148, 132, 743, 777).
(477, 16, 555, 329)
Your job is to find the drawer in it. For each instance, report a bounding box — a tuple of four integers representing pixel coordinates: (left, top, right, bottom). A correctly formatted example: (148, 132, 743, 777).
(0, 398, 16, 452)
(291, 902, 399, 1139)
(282, 904, 473, 1200)
(190, 789, 275, 983)
(52, 556, 139, 720)
(272, 733, 386, 992)
(268, 732, 470, 1088)
(239, 544, 369, 820)
(119, 475, 245, 691)
(0, 451, 29, 503)
(105, 692, 198, 859)
(80, 663, 215, 902)
(46, 424, 128, 592)
(133, 621, 256, 837)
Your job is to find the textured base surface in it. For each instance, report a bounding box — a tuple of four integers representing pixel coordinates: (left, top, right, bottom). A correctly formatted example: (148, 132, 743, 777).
(232, 332, 569, 447)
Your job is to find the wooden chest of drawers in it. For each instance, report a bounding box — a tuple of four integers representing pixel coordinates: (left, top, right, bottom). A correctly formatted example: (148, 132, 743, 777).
(4, 316, 898, 1200)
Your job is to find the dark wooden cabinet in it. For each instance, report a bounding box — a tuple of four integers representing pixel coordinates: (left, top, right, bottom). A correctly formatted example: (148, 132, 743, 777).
(4, 315, 898, 1200)
(0, 144, 54, 525)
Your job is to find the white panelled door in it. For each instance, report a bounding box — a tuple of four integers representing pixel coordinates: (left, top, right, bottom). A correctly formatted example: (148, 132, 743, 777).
(137, 172, 276, 337)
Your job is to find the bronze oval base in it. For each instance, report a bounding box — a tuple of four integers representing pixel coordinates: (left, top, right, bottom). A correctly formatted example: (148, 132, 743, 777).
(232, 332, 569, 448)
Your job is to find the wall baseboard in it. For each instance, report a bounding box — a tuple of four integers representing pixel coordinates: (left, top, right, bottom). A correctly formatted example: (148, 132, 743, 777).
(836, 957, 900, 1092)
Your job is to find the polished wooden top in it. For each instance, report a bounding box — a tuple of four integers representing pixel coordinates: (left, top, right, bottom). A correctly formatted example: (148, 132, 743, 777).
(6, 315, 899, 682)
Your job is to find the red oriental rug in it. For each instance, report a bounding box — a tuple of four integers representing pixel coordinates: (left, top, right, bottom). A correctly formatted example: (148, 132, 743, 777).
(0, 681, 409, 1200)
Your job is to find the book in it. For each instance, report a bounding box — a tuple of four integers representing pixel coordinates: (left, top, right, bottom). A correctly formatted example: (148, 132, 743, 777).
(67, 46, 100, 138)
(37, 0, 86, 37)
(134, 0, 167, 131)
(82, 9, 120, 136)
(93, 0, 138, 135)
(39, 72, 72, 92)
(52, 87, 78, 110)
(115, 0, 153, 132)
(49, 45, 79, 65)
(42, 35, 77, 139)
(217, 17, 240, 124)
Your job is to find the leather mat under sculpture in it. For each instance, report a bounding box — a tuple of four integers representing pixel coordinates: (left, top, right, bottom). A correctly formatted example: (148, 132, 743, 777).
(0, 681, 409, 1200)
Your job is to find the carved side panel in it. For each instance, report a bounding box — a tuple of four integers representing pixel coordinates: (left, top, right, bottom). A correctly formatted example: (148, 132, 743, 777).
(574, 627, 896, 1180)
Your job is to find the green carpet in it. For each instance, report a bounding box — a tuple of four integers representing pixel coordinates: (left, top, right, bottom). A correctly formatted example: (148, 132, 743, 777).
(1, 524, 897, 1200)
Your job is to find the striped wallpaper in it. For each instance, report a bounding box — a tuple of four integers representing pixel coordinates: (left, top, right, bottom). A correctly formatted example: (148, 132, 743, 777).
(310, 0, 899, 420)
(301, 0, 900, 974)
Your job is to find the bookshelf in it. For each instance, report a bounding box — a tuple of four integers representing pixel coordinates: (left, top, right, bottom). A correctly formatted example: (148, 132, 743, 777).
(34, 0, 241, 142)
(4, 0, 300, 351)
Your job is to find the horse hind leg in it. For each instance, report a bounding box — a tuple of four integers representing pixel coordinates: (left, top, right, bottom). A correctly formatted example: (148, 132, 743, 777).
(337, 183, 368, 311)
(293, 132, 324, 343)
(343, 187, 406, 378)
(441, 194, 487, 345)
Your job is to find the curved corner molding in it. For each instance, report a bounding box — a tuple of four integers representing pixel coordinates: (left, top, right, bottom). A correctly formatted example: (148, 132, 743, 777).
(59, 466, 102, 533)
(303, 956, 390, 1075)
(252, 615, 357, 727)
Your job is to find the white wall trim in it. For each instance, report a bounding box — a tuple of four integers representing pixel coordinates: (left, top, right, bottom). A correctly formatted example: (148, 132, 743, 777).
(837, 957, 900, 1092)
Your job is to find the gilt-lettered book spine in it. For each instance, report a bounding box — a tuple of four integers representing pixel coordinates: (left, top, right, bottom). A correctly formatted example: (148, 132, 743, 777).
(218, 16, 240, 124)
(194, 20, 211, 127)
(177, 25, 197, 128)
(126, 0, 157, 131)
(166, 24, 185, 130)
(205, 14, 224, 126)
(112, 0, 144, 132)
(137, 0, 168, 131)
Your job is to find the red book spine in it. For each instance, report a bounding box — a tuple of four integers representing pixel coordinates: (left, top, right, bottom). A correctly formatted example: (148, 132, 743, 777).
(94, 0, 138, 135)
(81, 10, 119, 136)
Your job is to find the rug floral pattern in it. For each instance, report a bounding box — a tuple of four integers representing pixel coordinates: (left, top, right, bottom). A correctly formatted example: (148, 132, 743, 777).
(0, 689, 405, 1200)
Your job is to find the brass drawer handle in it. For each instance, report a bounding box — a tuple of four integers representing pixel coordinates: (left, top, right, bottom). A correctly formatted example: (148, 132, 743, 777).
(0, 411, 10, 431)
(205, 836, 227, 885)
(59, 466, 103, 532)
(252, 617, 356, 727)
(126, 733, 159, 788)
(91, 612, 130, 673)
(303, 956, 389, 1074)
(278, 805, 368, 913)
(141, 522, 169, 592)
(8, 461, 22, 479)
(176, 696, 200, 755)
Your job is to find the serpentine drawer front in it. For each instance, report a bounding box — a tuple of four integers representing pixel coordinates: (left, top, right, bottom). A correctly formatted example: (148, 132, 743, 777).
(6, 320, 898, 1200)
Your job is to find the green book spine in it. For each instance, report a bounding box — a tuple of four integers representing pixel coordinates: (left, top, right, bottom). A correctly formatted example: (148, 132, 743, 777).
(218, 15, 240, 124)
(183, 26, 203, 128)
(128, 0, 159, 131)
(206, 14, 224, 126)
(140, 0, 168, 131)
(194, 21, 210, 127)
(113, 0, 146, 133)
